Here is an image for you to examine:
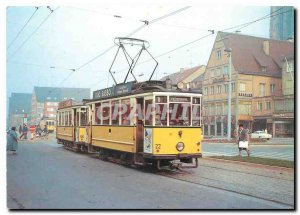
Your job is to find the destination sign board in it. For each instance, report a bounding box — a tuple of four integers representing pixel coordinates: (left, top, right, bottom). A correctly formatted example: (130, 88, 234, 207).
(169, 96, 191, 102)
(93, 82, 134, 100)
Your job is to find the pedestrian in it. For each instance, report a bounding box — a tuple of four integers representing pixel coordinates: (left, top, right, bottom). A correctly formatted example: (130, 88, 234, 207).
(7, 127, 18, 155)
(20, 124, 28, 140)
(18, 125, 22, 135)
(237, 124, 250, 157)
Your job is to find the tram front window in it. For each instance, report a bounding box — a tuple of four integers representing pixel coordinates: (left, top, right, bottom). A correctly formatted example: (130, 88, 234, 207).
(155, 104, 167, 126)
(169, 103, 191, 126)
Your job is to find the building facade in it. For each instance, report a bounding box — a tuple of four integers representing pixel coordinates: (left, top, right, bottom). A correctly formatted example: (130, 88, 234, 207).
(270, 6, 294, 41)
(272, 57, 294, 137)
(8, 93, 32, 128)
(31, 87, 91, 124)
(202, 32, 294, 138)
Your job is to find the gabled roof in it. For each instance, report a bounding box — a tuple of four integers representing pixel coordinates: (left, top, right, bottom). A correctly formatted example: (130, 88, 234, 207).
(219, 32, 294, 77)
(161, 66, 202, 83)
(33, 87, 91, 102)
(9, 93, 32, 114)
(192, 72, 205, 82)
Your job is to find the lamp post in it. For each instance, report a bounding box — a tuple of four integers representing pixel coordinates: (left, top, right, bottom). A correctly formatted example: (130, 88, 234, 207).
(224, 48, 232, 141)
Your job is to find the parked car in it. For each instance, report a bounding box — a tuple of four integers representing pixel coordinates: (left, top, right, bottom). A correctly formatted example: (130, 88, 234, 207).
(251, 131, 272, 140)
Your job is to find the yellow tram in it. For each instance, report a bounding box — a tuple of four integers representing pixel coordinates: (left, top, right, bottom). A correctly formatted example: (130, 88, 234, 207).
(56, 81, 203, 169)
(40, 117, 56, 133)
(56, 37, 202, 169)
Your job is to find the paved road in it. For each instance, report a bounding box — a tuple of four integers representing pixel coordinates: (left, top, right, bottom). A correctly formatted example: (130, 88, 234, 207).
(202, 143, 294, 161)
(7, 138, 294, 209)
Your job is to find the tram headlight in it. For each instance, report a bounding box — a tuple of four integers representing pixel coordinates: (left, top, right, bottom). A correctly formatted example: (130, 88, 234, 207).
(176, 142, 184, 151)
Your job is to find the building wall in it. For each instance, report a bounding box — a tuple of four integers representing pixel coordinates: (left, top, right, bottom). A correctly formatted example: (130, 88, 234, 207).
(202, 37, 239, 137)
(44, 102, 59, 118)
(282, 59, 294, 96)
(251, 76, 282, 118)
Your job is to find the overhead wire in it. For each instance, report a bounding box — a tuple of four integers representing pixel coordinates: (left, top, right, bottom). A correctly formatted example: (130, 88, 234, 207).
(71, 6, 292, 96)
(75, 6, 191, 71)
(7, 6, 60, 61)
(7, 6, 40, 50)
(44, 6, 191, 98)
(31, 6, 293, 99)
(113, 6, 291, 79)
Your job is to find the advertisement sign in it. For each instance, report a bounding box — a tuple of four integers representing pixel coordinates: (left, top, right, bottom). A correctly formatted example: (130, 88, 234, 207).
(144, 128, 153, 153)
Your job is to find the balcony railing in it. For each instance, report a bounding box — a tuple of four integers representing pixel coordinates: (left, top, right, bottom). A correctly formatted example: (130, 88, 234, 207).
(238, 92, 252, 97)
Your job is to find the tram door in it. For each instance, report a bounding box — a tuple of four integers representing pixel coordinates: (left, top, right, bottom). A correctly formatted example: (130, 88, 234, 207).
(136, 98, 144, 152)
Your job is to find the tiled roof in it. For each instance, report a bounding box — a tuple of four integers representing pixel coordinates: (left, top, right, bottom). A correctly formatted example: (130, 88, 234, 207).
(161, 66, 202, 83)
(33, 87, 91, 102)
(219, 32, 294, 77)
(9, 93, 32, 114)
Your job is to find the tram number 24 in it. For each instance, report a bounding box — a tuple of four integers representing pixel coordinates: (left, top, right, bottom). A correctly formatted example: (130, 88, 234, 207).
(155, 144, 161, 150)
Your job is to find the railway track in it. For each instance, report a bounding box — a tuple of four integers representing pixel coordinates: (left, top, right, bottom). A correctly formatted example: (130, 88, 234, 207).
(154, 167, 294, 208)
(61, 145, 294, 208)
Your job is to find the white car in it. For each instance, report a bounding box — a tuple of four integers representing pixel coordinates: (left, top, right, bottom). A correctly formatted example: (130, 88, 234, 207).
(251, 131, 272, 140)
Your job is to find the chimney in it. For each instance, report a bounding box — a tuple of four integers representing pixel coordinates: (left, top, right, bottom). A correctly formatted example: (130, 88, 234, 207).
(263, 40, 269, 55)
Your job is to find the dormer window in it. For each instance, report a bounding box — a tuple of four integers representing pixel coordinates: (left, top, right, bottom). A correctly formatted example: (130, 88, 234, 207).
(262, 66, 267, 72)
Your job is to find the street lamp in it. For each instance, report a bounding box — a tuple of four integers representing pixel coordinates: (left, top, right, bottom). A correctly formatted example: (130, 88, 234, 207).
(224, 48, 232, 141)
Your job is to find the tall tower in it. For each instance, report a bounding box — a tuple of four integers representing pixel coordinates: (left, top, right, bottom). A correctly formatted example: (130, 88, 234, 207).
(270, 6, 294, 40)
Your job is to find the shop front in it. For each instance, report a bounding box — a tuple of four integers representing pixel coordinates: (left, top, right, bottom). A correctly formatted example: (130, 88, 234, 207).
(273, 113, 294, 137)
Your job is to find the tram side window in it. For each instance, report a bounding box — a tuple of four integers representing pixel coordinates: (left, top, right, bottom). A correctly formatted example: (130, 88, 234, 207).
(155, 96, 167, 126)
(69, 111, 73, 126)
(95, 103, 101, 125)
(81, 109, 87, 126)
(169, 103, 191, 126)
(144, 100, 153, 126)
(62, 112, 65, 126)
(59, 112, 62, 126)
(192, 97, 201, 126)
(121, 99, 130, 125)
(111, 101, 119, 125)
(65, 111, 69, 126)
(102, 102, 110, 125)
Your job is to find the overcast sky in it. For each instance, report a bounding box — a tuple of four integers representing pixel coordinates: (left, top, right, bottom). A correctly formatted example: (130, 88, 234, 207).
(6, 5, 272, 99)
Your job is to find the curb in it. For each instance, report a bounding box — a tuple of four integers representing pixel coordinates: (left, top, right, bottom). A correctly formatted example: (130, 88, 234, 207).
(202, 157, 294, 170)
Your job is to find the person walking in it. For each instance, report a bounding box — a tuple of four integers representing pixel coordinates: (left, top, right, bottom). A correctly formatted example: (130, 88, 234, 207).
(237, 124, 250, 157)
(20, 124, 28, 140)
(7, 127, 18, 155)
(18, 125, 22, 135)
